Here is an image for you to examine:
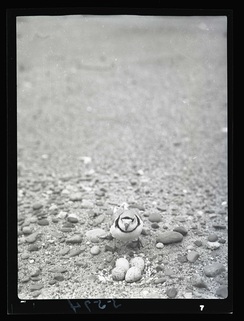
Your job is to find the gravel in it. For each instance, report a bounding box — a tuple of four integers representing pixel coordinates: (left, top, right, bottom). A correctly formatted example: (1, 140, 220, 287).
(17, 15, 227, 300)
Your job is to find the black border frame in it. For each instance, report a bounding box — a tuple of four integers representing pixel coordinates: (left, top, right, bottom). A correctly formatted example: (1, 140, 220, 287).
(7, 7, 233, 314)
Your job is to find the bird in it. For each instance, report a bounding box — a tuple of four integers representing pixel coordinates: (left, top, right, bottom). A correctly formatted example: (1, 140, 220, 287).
(110, 203, 143, 249)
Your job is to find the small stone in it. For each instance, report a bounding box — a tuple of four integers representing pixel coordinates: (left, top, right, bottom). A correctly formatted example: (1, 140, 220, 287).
(149, 213, 162, 223)
(93, 214, 105, 226)
(213, 224, 226, 230)
(104, 244, 116, 252)
(49, 266, 67, 273)
(80, 200, 93, 208)
(75, 260, 87, 268)
(66, 235, 83, 244)
(178, 255, 187, 263)
(216, 285, 228, 298)
(67, 214, 79, 223)
(191, 275, 208, 288)
(125, 267, 142, 283)
(151, 223, 159, 229)
(57, 211, 67, 219)
(173, 226, 188, 236)
(22, 276, 30, 283)
(187, 251, 200, 263)
(52, 217, 59, 223)
(154, 277, 166, 284)
(207, 241, 221, 250)
(30, 268, 41, 277)
(25, 233, 38, 243)
(130, 257, 145, 272)
(69, 246, 85, 257)
(54, 274, 64, 281)
(32, 203, 43, 210)
(156, 231, 183, 244)
(156, 242, 164, 249)
(32, 290, 41, 298)
(49, 280, 57, 285)
(21, 252, 30, 260)
(29, 283, 43, 291)
(90, 245, 100, 255)
(115, 258, 130, 272)
(86, 228, 107, 241)
(60, 227, 72, 233)
(141, 227, 150, 235)
(204, 263, 225, 277)
(58, 247, 70, 255)
(208, 234, 218, 242)
(37, 219, 49, 226)
(22, 226, 33, 235)
(112, 267, 126, 281)
(156, 206, 167, 212)
(219, 238, 226, 244)
(166, 287, 177, 298)
(156, 265, 163, 272)
(184, 292, 193, 299)
(28, 244, 40, 252)
(194, 240, 202, 247)
(69, 193, 83, 201)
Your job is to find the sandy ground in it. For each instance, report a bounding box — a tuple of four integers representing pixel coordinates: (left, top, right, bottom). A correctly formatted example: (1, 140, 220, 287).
(17, 15, 228, 300)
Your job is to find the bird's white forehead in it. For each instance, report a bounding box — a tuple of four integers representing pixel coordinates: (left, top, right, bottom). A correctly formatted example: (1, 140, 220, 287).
(120, 210, 136, 219)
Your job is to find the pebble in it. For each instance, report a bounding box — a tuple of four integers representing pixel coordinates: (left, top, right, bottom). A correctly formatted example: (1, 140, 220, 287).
(52, 217, 59, 223)
(115, 258, 130, 272)
(21, 252, 30, 260)
(29, 283, 43, 291)
(49, 266, 67, 273)
(207, 241, 221, 250)
(125, 267, 142, 283)
(30, 268, 41, 277)
(25, 233, 38, 243)
(66, 235, 83, 244)
(69, 246, 85, 257)
(54, 274, 64, 281)
(151, 223, 159, 229)
(191, 274, 208, 288)
(204, 263, 225, 277)
(178, 255, 188, 263)
(187, 251, 200, 263)
(154, 277, 166, 284)
(67, 214, 79, 223)
(93, 214, 105, 226)
(194, 240, 202, 247)
(69, 193, 83, 201)
(32, 290, 41, 298)
(58, 247, 70, 255)
(37, 219, 49, 226)
(173, 226, 188, 236)
(184, 292, 193, 299)
(112, 267, 126, 281)
(166, 287, 177, 298)
(62, 222, 75, 228)
(32, 203, 43, 210)
(156, 231, 183, 244)
(90, 245, 100, 255)
(80, 199, 93, 208)
(60, 227, 72, 233)
(57, 211, 67, 219)
(213, 224, 226, 230)
(22, 226, 33, 235)
(85, 228, 107, 242)
(104, 244, 116, 252)
(28, 244, 40, 252)
(208, 234, 218, 242)
(130, 257, 145, 272)
(216, 285, 228, 298)
(156, 242, 164, 249)
(148, 213, 162, 223)
(22, 276, 30, 283)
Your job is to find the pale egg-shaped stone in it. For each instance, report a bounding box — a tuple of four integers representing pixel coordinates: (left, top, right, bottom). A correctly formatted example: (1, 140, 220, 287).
(125, 266, 142, 283)
(111, 267, 126, 281)
(130, 257, 145, 272)
(115, 258, 130, 272)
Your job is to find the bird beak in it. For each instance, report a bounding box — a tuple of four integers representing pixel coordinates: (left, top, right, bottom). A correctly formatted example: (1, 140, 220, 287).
(124, 222, 129, 231)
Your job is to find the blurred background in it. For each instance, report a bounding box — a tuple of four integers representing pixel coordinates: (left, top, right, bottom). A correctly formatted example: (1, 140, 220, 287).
(17, 15, 227, 194)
